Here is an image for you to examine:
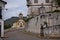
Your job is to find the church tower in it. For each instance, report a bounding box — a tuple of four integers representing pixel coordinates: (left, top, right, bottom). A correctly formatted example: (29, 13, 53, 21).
(19, 12, 23, 20)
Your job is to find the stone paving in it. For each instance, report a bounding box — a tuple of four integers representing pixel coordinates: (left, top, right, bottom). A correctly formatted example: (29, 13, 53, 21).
(0, 29, 60, 40)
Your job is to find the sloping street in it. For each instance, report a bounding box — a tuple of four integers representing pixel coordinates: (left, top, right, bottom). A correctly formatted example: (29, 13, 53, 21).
(0, 29, 59, 40)
(4, 29, 40, 40)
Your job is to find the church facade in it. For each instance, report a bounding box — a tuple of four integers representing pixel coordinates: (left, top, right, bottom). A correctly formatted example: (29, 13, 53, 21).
(26, 0, 60, 37)
(26, 0, 60, 16)
(12, 13, 26, 29)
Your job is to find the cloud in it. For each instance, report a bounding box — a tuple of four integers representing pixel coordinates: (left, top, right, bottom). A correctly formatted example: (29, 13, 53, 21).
(5, 0, 27, 9)
(4, 0, 28, 20)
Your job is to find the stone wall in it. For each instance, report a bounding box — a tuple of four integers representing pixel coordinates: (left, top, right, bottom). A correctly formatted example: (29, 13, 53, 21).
(26, 12, 60, 34)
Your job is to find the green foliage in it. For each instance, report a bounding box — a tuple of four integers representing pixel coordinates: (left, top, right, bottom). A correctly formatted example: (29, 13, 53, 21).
(4, 16, 33, 30)
(4, 24, 11, 29)
(23, 17, 27, 22)
(47, 10, 60, 13)
(53, 10, 60, 12)
(23, 16, 34, 22)
(4, 17, 19, 27)
(46, 11, 54, 13)
(4, 17, 19, 29)
(55, 0, 60, 7)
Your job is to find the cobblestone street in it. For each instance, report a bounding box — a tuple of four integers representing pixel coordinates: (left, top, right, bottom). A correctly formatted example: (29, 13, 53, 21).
(0, 0, 60, 40)
(0, 29, 59, 40)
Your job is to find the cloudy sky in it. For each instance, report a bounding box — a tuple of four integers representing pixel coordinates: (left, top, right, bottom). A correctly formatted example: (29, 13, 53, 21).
(4, 0, 28, 20)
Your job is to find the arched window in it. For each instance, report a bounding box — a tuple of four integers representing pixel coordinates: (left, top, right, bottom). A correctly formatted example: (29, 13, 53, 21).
(0, 7, 2, 19)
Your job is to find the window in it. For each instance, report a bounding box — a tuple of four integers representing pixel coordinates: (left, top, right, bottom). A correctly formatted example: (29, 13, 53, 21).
(40, 6, 45, 14)
(49, 14, 51, 16)
(37, 17, 38, 22)
(34, 0, 38, 3)
(56, 15, 59, 20)
(0, 7, 2, 19)
(27, 0, 31, 4)
(46, 0, 49, 3)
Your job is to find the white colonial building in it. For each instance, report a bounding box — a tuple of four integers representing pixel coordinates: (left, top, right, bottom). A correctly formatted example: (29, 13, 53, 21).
(0, 0, 7, 37)
(26, 0, 60, 37)
(12, 13, 26, 29)
(26, 0, 59, 16)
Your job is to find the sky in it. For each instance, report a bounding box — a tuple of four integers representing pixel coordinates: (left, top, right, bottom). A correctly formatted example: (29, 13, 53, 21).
(4, 0, 28, 20)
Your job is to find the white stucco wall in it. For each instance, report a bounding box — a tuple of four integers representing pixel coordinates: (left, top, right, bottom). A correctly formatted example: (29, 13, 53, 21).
(27, 0, 60, 16)
(30, 0, 52, 5)
(0, 1, 6, 37)
(26, 13, 60, 34)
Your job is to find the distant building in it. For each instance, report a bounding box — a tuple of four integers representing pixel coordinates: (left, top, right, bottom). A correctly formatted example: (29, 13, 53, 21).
(26, 0, 60, 17)
(12, 13, 26, 29)
(0, 0, 7, 37)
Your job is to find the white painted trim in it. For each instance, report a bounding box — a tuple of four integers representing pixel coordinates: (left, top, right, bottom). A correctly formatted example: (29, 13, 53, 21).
(0, 19, 4, 37)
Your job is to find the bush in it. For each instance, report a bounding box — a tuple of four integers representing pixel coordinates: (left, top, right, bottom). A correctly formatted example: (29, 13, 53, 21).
(23, 16, 34, 22)
(53, 10, 60, 12)
(4, 24, 11, 29)
(25, 17, 33, 22)
(47, 10, 60, 13)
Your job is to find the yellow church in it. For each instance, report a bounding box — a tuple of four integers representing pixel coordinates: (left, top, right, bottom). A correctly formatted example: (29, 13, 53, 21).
(12, 13, 26, 29)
